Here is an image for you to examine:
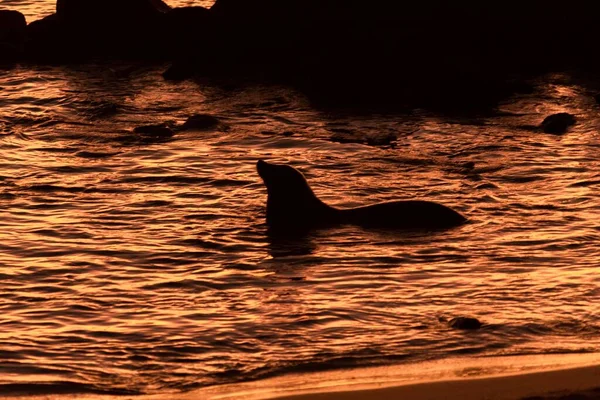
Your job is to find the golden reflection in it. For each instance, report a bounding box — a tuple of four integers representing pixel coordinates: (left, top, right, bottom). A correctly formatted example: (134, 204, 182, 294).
(1, 4, 599, 395)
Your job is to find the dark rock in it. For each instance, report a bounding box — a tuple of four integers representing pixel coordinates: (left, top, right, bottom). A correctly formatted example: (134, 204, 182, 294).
(134, 124, 174, 138)
(540, 113, 576, 134)
(27, 0, 171, 61)
(0, 10, 26, 43)
(162, 62, 197, 81)
(164, 6, 211, 39)
(366, 133, 397, 147)
(0, 10, 27, 62)
(448, 317, 482, 330)
(25, 14, 69, 62)
(163, 6, 213, 58)
(180, 114, 222, 131)
(594, 94, 600, 104)
(172, 1, 599, 110)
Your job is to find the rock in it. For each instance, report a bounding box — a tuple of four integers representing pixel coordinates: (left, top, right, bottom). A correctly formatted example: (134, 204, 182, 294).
(180, 114, 222, 131)
(134, 124, 174, 138)
(0, 10, 26, 43)
(26, 0, 172, 61)
(594, 94, 600, 104)
(162, 62, 197, 81)
(164, 6, 212, 55)
(24, 14, 70, 62)
(0, 10, 27, 62)
(366, 133, 397, 147)
(540, 113, 576, 134)
(448, 317, 482, 330)
(165, 6, 211, 34)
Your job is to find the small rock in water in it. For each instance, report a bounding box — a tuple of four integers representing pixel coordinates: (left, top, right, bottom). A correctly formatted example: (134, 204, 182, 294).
(540, 112, 576, 134)
(180, 114, 222, 131)
(448, 317, 482, 330)
(134, 124, 174, 138)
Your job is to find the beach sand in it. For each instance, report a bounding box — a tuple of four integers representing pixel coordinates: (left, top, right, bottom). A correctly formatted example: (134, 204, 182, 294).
(272, 364, 600, 400)
(196, 353, 600, 400)
(2, 354, 599, 400)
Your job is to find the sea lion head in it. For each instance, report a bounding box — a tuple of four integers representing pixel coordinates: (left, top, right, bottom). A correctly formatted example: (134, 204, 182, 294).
(257, 160, 332, 230)
(257, 160, 312, 198)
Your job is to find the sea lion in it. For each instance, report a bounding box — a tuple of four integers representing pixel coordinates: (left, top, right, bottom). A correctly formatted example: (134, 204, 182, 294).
(256, 160, 466, 233)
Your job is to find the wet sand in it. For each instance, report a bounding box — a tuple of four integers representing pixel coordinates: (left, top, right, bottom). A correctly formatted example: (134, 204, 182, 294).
(192, 353, 600, 400)
(272, 365, 600, 400)
(2, 355, 598, 400)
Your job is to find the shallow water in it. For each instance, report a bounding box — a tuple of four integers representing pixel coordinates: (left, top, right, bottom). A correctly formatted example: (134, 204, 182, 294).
(0, 1, 599, 397)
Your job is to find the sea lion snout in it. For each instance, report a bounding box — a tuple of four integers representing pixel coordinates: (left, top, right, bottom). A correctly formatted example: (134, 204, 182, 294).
(256, 159, 271, 179)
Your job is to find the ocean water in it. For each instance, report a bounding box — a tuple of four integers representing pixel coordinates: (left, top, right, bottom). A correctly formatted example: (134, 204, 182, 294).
(0, 1, 599, 398)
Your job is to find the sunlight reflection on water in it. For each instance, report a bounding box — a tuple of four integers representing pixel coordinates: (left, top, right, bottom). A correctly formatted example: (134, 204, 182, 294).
(0, 2, 598, 397)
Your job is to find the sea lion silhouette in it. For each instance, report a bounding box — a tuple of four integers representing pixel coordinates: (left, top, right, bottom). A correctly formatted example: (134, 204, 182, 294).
(256, 160, 466, 233)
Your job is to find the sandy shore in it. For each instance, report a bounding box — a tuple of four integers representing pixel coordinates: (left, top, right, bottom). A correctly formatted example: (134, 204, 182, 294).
(196, 353, 600, 400)
(2, 354, 599, 400)
(272, 364, 600, 400)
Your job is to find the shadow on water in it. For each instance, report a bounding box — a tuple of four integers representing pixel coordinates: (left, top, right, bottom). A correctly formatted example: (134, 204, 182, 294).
(266, 228, 319, 258)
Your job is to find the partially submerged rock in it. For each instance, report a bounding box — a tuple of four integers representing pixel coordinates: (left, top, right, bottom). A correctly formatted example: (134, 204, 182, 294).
(442, 316, 483, 330)
(180, 114, 223, 131)
(540, 113, 576, 134)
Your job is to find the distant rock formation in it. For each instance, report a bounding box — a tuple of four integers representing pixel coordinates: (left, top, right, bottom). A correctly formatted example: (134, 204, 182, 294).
(26, 0, 171, 61)
(6, 0, 600, 109)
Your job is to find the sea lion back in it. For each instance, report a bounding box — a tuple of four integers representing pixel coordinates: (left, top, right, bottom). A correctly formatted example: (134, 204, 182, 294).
(342, 200, 466, 229)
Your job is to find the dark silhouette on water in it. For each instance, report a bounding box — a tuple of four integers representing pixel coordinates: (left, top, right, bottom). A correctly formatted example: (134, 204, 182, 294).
(7, 0, 600, 110)
(0, 10, 27, 64)
(541, 113, 577, 135)
(256, 160, 466, 235)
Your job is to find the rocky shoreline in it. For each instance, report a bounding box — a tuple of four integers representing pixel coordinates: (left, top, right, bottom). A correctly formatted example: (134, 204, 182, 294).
(3, 1, 600, 109)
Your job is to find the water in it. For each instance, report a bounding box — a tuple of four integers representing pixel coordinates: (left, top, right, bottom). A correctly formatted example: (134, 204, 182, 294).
(0, 1, 599, 397)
